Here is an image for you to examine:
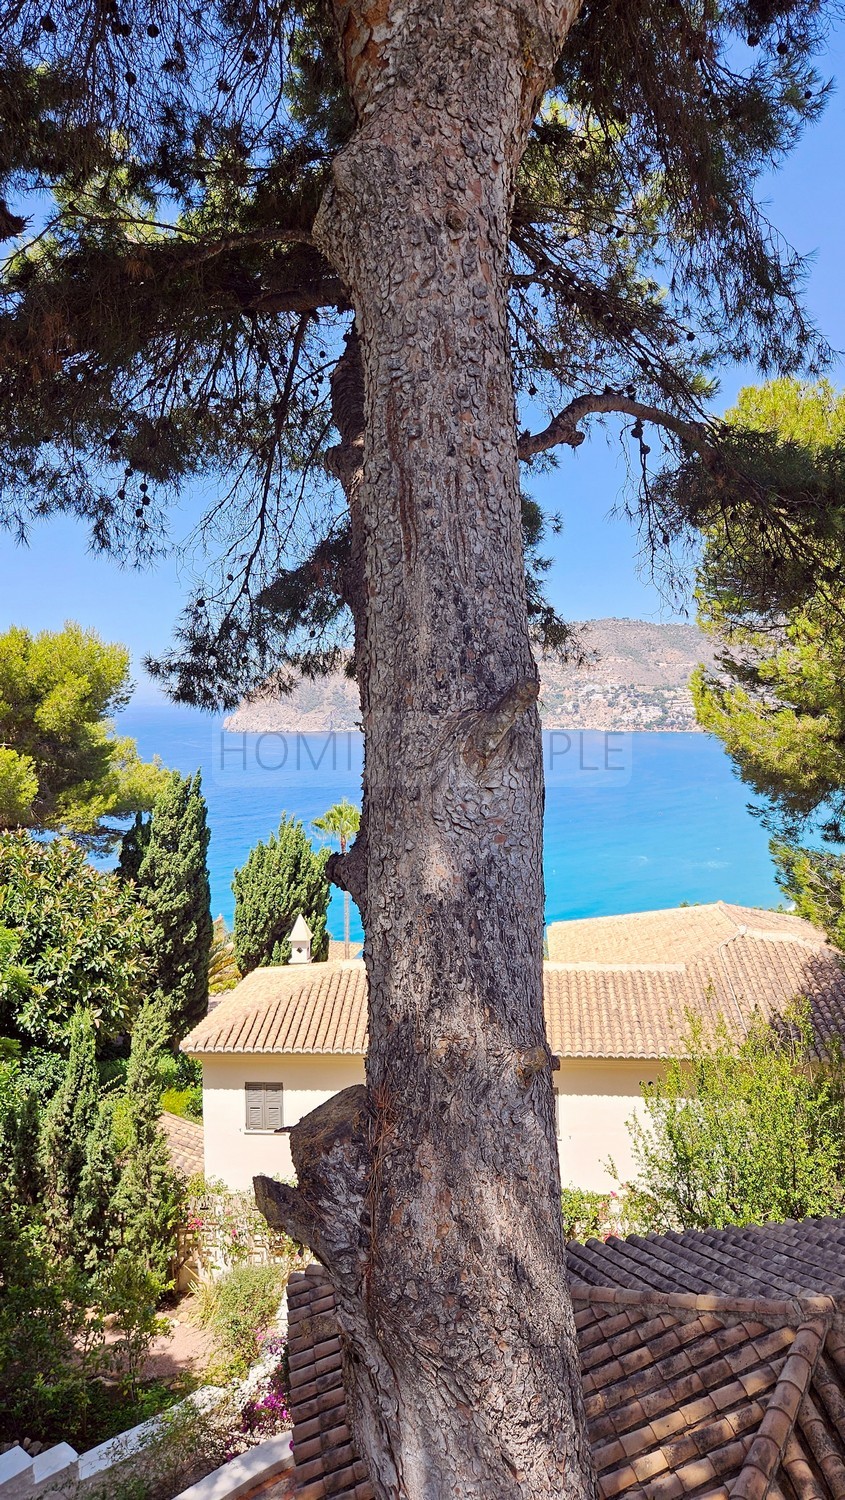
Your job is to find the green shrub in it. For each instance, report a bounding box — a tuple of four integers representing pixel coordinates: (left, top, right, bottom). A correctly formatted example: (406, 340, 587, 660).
(161, 1085, 203, 1120)
(560, 1184, 660, 1242)
(0, 1208, 92, 1442)
(16, 1047, 67, 1102)
(98, 1057, 130, 1092)
(627, 1000, 845, 1230)
(97, 1253, 170, 1399)
(195, 1262, 288, 1378)
(84, 1389, 238, 1500)
(0, 833, 153, 1049)
(560, 1186, 610, 1242)
(159, 1055, 203, 1117)
(176, 1055, 202, 1089)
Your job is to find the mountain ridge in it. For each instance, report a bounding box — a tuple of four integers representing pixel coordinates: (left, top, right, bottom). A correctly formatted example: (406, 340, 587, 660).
(224, 618, 719, 734)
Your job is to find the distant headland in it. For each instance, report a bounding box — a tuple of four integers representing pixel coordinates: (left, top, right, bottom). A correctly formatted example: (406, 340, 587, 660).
(224, 617, 719, 735)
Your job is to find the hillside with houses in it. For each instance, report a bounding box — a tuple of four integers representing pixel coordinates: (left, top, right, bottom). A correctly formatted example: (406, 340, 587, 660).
(225, 619, 721, 735)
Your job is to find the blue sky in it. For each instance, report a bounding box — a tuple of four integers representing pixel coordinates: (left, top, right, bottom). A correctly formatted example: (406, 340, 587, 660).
(3, 37, 845, 704)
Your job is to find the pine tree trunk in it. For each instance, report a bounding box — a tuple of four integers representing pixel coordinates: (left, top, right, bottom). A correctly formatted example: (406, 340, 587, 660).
(256, 3, 595, 1496)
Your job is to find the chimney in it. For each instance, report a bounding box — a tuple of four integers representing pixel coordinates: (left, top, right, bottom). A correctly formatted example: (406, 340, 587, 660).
(288, 913, 313, 964)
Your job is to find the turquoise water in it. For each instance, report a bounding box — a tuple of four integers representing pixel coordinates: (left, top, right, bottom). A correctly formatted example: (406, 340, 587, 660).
(118, 705, 784, 939)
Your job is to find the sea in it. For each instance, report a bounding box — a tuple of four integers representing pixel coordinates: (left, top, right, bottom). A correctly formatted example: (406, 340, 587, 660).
(117, 703, 785, 941)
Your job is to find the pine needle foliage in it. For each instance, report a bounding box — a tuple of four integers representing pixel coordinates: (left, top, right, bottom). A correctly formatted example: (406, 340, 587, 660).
(770, 842, 845, 952)
(690, 382, 845, 837)
(0, 0, 837, 702)
(0, 623, 167, 850)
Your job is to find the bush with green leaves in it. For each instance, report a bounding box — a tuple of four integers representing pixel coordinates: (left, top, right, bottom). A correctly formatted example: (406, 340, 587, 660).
(160, 1084, 203, 1120)
(560, 1184, 660, 1242)
(0, 1000, 184, 1446)
(627, 1002, 845, 1231)
(0, 1208, 93, 1442)
(195, 1262, 289, 1379)
(0, 831, 153, 1049)
(98, 1253, 170, 1400)
(560, 1186, 609, 1242)
(16, 1045, 68, 1102)
(233, 816, 329, 973)
(158, 1052, 203, 1119)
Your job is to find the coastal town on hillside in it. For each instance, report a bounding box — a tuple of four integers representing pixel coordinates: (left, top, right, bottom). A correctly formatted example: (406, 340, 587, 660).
(226, 619, 722, 735)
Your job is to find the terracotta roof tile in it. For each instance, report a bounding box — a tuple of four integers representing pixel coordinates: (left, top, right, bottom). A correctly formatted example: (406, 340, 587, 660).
(182, 904, 845, 1061)
(159, 1111, 204, 1178)
(286, 1215, 845, 1500)
(566, 1218, 845, 1305)
(546, 902, 826, 964)
(288, 1236, 845, 1500)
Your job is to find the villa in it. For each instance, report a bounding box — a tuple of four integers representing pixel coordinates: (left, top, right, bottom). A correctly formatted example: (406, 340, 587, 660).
(182, 901, 845, 1193)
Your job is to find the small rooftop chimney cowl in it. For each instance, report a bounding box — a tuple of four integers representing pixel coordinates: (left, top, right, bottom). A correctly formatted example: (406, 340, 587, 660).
(288, 913, 313, 965)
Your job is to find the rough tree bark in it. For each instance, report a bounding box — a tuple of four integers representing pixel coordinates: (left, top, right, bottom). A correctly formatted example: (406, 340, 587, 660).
(255, 3, 596, 1495)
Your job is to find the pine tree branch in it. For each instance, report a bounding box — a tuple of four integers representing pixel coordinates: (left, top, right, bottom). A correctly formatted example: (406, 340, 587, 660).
(253, 1176, 328, 1259)
(518, 394, 719, 461)
(462, 674, 540, 772)
(254, 1086, 372, 1283)
(328, 832, 367, 919)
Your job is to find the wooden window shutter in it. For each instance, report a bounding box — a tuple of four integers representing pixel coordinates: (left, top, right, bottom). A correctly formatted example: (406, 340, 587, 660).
(264, 1084, 284, 1131)
(245, 1082, 265, 1131)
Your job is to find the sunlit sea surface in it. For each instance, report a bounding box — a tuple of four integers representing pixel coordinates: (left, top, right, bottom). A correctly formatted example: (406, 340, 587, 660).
(117, 704, 784, 940)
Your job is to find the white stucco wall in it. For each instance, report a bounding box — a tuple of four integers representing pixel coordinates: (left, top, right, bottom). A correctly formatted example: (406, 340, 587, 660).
(200, 1052, 366, 1190)
(555, 1058, 663, 1192)
(199, 1052, 662, 1193)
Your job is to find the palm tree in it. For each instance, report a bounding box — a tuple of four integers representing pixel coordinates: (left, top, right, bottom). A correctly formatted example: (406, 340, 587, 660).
(313, 800, 361, 959)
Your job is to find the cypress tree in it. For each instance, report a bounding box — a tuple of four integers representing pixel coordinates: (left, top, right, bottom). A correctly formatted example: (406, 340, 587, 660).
(74, 1099, 121, 1273)
(233, 817, 330, 974)
(117, 812, 151, 886)
(0, 1069, 43, 1211)
(112, 1003, 181, 1278)
(119, 771, 212, 1045)
(40, 1008, 99, 1257)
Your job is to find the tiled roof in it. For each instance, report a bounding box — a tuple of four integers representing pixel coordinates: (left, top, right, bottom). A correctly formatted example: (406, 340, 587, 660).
(159, 1111, 204, 1178)
(183, 903, 845, 1061)
(566, 1217, 845, 1303)
(546, 903, 826, 965)
(286, 1215, 845, 1500)
(326, 940, 363, 963)
(183, 963, 369, 1057)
